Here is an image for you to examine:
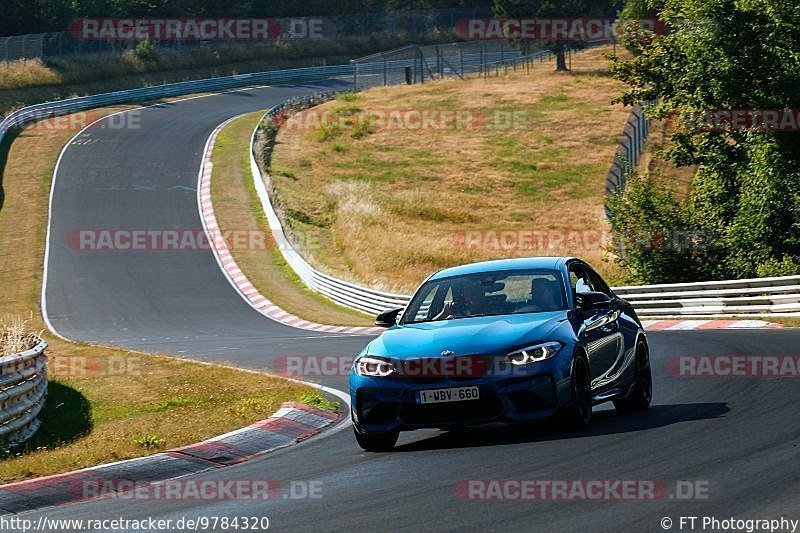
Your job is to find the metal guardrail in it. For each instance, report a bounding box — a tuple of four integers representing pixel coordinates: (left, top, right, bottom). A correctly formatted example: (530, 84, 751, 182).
(604, 102, 654, 218)
(0, 63, 356, 147)
(0, 337, 48, 449)
(613, 276, 800, 317)
(251, 97, 409, 316)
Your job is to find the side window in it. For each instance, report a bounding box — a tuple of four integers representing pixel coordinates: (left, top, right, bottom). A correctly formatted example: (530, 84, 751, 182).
(569, 269, 580, 293)
(411, 285, 441, 322)
(568, 264, 595, 295)
(585, 267, 613, 296)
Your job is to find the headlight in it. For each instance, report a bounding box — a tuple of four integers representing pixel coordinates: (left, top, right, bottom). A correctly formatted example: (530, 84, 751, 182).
(506, 341, 562, 365)
(354, 356, 396, 377)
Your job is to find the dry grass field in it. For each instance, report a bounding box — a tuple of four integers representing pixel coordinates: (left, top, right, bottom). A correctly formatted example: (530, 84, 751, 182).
(270, 45, 631, 292)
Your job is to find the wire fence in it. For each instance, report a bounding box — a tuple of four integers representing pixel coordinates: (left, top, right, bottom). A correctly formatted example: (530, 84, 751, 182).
(604, 101, 657, 218)
(0, 7, 495, 63)
(351, 40, 554, 90)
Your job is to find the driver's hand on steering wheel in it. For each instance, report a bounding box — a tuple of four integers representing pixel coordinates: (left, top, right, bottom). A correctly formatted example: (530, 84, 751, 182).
(432, 300, 455, 321)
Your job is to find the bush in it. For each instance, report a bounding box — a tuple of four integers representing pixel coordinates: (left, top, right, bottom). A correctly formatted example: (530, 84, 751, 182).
(610, 1, 800, 284)
(259, 120, 280, 166)
(134, 434, 166, 449)
(134, 40, 160, 64)
(607, 175, 718, 284)
(757, 256, 800, 278)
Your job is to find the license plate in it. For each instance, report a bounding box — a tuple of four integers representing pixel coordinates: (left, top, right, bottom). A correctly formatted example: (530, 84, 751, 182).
(417, 386, 480, 405)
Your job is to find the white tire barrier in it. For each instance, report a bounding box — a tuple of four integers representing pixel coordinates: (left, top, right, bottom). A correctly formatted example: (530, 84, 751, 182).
(0, 337, 48, 449)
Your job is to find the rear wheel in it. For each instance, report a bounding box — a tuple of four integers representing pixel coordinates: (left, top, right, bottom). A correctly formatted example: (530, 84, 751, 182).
(562, 355, 592, 430)
(353, 426, 399, 452)
(613, 340, 652, 412)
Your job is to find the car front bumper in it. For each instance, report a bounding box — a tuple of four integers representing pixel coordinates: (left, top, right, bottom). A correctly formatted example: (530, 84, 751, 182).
(350, 359, 573, 432)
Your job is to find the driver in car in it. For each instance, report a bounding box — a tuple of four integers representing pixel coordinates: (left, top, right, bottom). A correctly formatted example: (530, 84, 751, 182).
(531, 278, 563, 312)
(432, 281, 484, 321)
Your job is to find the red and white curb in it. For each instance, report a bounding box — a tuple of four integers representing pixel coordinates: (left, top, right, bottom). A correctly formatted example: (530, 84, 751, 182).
(197, 117, 384, 336)
(643, 319, 782, 331)
(0, 402, 339, 514)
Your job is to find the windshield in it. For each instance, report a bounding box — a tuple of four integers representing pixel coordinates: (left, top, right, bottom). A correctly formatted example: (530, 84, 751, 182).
(402, 269, 567, 324)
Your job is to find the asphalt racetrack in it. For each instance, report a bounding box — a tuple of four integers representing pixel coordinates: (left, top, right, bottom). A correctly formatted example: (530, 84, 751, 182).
(32, 81, 800, 532)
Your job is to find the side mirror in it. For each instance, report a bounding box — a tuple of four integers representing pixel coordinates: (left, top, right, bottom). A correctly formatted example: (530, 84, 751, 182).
(575, 291, 613, 313)
(375, 308, 404, 328)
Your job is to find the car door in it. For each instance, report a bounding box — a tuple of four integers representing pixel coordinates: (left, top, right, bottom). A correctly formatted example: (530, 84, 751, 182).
(568, 262, 622, 387)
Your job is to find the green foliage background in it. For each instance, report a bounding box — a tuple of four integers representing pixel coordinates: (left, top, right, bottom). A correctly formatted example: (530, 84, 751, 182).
(1, 1, 489, 37)
(609, 0, 800, 283)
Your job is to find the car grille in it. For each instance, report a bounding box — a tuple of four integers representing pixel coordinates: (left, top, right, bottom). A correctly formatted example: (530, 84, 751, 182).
(392, 355, 492, 384)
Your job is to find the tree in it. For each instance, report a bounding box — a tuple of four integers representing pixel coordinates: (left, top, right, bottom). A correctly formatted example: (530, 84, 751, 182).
(493, 0, 617, 71)
(609, 0, 800, 282)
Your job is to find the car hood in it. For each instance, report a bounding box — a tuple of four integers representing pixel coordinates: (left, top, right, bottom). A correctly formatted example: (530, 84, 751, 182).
(366, 312, 568, 359)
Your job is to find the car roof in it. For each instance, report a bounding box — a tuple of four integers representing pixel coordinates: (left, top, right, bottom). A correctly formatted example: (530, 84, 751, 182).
(428, 257, 571, 281)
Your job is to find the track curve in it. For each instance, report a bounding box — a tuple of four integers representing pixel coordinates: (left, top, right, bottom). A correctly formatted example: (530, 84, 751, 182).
(33, 81, 800, 531)
(42, 81, 369, 377)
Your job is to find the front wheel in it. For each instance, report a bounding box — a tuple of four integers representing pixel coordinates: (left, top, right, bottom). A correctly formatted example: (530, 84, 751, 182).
(353, 426, 399, 452)
(613, 340, 652, 412)
(561, 356, 592, 430)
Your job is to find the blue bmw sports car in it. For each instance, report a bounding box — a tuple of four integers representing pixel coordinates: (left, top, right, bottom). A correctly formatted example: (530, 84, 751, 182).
(350, 257, 651, 451)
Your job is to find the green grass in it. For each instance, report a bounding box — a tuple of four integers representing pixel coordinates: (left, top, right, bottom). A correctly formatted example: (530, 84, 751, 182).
(300, 391, 341, 413)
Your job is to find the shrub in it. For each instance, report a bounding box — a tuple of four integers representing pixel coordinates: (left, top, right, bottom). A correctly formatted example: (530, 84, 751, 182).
(135, 434, 166, 449)
(607, 175, 717, 284)
(134, 40, 159, 64)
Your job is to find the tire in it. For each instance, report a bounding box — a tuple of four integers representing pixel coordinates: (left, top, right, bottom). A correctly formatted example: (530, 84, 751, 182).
(353, 426, 399, 452)
(562, 355, 592, 430)
(613, 340, 653, 412)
